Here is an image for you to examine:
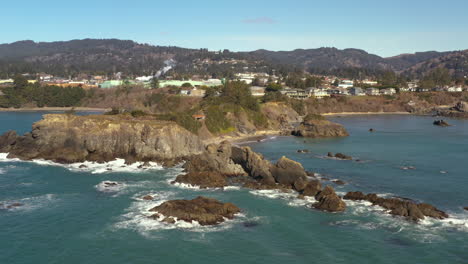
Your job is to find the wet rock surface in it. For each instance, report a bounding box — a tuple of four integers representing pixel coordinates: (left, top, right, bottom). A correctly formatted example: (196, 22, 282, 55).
(433, 120, 451, 127)
(149, 196, 241, 226)
(343, 191, 448, 221)
(313, 186, 346, 212)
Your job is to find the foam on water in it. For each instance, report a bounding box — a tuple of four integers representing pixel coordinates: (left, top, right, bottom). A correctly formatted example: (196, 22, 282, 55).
(0, 193, 58, 212)
(114, 191, 246, 237)
(249, 189, 317, 207)
(341, 194, 468, 242)
(0, 153, 163, 174)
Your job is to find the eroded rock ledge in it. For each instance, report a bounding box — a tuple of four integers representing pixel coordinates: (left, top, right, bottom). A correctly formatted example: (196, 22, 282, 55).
(343, 191, 448, 221)
(0, 114, 204, 165)
(149, 196, 241, 226)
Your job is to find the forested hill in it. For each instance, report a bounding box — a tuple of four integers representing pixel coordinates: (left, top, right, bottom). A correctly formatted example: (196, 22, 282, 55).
(0, 39, 465, 78)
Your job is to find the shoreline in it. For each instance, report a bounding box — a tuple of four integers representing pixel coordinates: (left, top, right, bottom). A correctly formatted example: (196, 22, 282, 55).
(322, 111, 412, 116)
(0, 107, 109, 112)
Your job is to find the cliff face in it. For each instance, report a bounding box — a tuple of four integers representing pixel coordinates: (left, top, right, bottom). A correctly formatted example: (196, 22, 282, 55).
(0, 114, 204, 164)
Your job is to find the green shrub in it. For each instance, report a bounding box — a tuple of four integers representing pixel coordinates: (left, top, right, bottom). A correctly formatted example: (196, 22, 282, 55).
(205, 105, 233, 134)
(130, 109, 148, 117)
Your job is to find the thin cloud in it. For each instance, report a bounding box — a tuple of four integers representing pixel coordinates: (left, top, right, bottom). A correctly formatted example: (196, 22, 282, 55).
(242, 17, 277, 24)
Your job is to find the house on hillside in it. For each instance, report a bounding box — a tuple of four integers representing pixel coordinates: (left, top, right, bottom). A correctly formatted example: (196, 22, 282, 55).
(381, 88, 396, 95)
(366, 88, 380, 96)
(349, 87, 365, 96)
(308, 88, 330, 99)
(447, 86, 463, 92)
(281, 88, 310, 99)
(250, 86, 265, 97)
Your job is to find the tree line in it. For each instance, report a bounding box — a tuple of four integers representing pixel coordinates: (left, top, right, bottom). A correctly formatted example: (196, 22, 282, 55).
(0, 75, 86, 108)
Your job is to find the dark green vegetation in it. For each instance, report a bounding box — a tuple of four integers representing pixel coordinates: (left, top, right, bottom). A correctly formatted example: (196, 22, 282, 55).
(0, 76, 86, 108)
(0, 39, 466, 80)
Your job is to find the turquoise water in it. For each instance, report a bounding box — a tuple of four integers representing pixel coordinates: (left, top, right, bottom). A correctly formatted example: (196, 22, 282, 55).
(0, 113, 467, 264)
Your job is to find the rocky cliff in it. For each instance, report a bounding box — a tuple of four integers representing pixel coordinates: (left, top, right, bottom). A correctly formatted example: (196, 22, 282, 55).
(0, 114, 204, 165)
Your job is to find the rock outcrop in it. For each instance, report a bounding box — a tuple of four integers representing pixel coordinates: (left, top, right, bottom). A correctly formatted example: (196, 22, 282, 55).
(433, 120, 451, 127)
(292, 115, 349, 138)
(0, 114, 204, 165)
(149, 196, 241, 226)
(343, 191, 448, 221)
(327, 152, 352, 160)
(313, 186, 346, 212)
(175, 141, 246, 188)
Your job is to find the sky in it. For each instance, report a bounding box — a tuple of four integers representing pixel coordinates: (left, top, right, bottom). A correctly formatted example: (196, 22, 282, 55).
(1, 0, 467, 57)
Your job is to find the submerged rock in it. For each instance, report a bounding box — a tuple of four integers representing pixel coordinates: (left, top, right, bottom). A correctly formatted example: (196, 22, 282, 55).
(149, 196, 241, 226)
(343, 191, 449, 221)
(327, 152, 352, 160)
(141, 195, 154, 201)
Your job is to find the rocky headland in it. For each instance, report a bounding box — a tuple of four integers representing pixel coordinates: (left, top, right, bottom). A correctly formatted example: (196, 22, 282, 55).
(291, 114, 349, 138)
(0, 114, 204, 166)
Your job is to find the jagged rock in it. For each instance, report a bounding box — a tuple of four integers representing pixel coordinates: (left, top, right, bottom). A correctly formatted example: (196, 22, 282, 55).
(292, 117, 349, 138)
(0, 130, 18, 152)
(231, 146, 275, 184)
(0, 114, 205, 165)
(149, 196, 240, 226)
(453, 101, 468, 112)
(313, 186, 346, 212)
(334, 153, 352, 160)
(302, 180, 322, 197)
(433, 120, 450, 127)
(417, 203, 449, 219)
(270, 156, 307, 187)
(184, 142, 245, 178)
(332, 179, 346, 185)
(343, 191, 448, 221)
(464, 207, 468, 211)
(293, 177, 308, 192)
(174, 172, 227, 188)
(142, 195, 154, 201)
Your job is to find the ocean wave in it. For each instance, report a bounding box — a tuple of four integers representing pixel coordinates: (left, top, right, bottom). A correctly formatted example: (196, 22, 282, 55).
(0, 153, 163, 174)
(0, 168, 6, 174)
(113, 191, 246, 236)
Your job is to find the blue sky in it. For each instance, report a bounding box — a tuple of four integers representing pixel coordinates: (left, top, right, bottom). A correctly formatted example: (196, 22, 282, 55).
(1, 0, 467, 57)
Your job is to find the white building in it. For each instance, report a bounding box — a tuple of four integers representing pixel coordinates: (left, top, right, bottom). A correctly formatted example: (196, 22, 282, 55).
(366, 88, 380, 96)
(250, 86, 266, 97)
(381, 88, 397, 95)
(308, 88, 330, 99)
(338, 80, 354, 89)
(447, 86, 463, 92)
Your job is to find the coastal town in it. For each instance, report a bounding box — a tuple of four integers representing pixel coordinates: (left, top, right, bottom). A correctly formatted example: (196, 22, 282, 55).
(1, 70, 466, 100)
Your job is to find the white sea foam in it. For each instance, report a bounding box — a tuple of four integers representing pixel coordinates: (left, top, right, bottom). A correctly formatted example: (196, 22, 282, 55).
(249, 189, 317, 207)
(113, 191, 245, 236)
(0, 153, 163, 174)
(0, 168, 6, 174)
(0, 193, 58, 212)
(342, 194, 468, 237)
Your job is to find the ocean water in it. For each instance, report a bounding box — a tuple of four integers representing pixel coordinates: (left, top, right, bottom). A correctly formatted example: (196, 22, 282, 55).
(0, 113, 467, 264)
